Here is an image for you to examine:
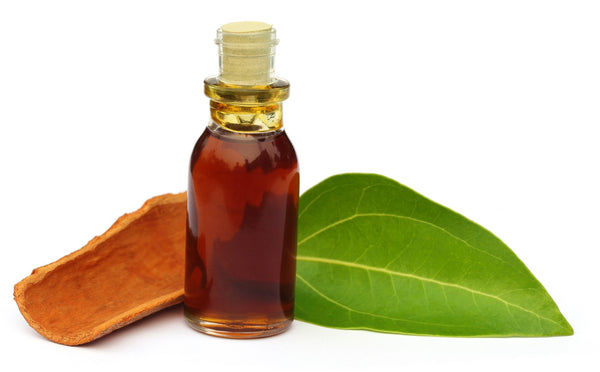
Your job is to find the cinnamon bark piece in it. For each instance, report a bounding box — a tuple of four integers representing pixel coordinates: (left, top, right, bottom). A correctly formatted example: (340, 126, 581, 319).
(14, 192, 187, 346)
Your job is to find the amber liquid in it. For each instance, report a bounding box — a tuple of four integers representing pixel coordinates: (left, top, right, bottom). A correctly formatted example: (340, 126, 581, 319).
(184, 122, 299, 338)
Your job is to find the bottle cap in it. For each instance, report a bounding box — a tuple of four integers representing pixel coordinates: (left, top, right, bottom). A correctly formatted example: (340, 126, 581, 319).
(216, 21, 278, 86)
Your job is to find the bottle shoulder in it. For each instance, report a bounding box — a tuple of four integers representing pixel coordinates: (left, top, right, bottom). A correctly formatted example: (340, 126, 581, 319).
(190, 123, 297, 173)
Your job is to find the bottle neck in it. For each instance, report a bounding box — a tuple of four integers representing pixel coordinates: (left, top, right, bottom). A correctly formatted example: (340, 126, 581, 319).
(204, 77, 289, 134)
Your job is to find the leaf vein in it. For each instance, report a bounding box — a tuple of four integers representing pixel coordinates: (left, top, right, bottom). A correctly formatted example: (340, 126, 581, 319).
(296, 255, 566, 330)
(298, 186, 341, 218)
(296, 273, 470, 329)
(298, 212, 507, 264)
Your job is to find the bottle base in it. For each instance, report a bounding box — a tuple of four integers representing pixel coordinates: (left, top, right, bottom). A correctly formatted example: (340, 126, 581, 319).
(185, 313, 292, 339)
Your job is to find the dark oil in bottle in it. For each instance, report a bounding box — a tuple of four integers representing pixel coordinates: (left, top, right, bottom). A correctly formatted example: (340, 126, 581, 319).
(184, 123, 299, 338)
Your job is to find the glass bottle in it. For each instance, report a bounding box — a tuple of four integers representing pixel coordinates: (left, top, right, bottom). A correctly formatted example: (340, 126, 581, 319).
(184, 21, 299, 338)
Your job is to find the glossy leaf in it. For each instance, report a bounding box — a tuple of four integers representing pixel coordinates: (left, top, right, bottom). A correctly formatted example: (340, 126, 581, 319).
(295, 173, 572, 337)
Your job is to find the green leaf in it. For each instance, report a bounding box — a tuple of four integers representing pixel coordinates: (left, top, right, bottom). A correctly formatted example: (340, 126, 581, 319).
(295, 173, 573, 337)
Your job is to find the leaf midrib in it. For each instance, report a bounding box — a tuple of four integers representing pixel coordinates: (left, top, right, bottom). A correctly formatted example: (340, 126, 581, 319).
(296, 254, 566, 331)
(296, 273, 474, 330)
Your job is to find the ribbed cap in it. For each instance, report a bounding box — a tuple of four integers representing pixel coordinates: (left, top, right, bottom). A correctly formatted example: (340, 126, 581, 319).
(216, 21, 278, 86)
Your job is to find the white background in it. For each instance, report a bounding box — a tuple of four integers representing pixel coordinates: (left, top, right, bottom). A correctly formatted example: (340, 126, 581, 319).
(1, 1, 598, 370)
